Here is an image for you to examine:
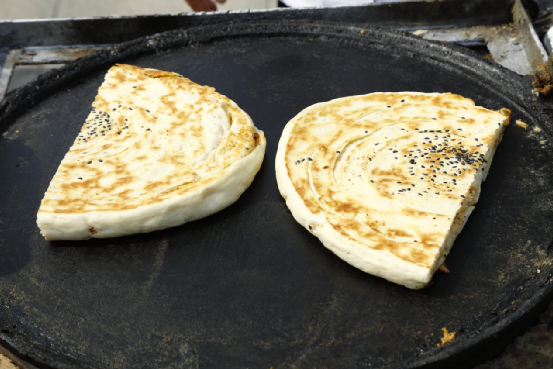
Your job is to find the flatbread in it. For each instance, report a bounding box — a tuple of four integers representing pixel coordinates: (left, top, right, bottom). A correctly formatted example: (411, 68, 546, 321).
(37, 64, 266, 240)
(275, 92, 510, 289)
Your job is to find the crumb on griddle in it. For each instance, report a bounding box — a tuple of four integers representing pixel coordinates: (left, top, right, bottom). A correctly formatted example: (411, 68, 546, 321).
(516, 120, 528, 129)
(437, 327, 456, 347)
(439, 262, 450, 274)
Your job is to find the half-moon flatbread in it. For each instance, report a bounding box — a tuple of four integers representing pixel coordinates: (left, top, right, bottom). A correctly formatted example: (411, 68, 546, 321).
(37, 64, 266, 240)
(276, 92, 510, 289)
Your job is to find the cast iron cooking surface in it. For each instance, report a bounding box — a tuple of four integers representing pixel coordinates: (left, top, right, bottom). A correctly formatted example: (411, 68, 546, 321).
(1, 22, 553, 369)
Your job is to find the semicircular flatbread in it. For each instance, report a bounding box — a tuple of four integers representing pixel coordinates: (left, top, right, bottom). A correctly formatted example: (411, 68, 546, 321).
(38, 64, 266, 240)
(276, 92, 510, 289)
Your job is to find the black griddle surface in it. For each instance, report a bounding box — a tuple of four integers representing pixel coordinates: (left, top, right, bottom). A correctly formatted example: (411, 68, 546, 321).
(1, 22, 553, 369)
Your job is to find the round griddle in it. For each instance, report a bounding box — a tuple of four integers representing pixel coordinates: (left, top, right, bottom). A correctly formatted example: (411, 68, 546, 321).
(1, 21, 553, 369)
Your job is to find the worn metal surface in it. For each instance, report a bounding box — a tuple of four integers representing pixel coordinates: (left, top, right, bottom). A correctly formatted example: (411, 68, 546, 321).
(0, 0, 513, 49)
(0, 48, 102, 101)
(1, 21, 553, 369)
(512, 0, 549, 69)
(412, 0, 547, 75)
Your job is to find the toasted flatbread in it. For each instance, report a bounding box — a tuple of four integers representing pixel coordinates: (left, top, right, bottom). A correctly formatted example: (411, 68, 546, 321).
(37, 64, 266, 240)
(275, 92, 510, 289)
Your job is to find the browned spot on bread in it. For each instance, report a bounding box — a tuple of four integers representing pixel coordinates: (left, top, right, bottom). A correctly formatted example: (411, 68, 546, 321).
(388, 229, 412, 238)
(403, 208, 430, 217)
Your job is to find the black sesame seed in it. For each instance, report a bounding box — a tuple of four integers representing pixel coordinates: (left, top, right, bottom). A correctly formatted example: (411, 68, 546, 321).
(308, 158, 313, 161)
(99, 159, 103, 162)
(87, 161, 92, 164)
(78, 177, 82, 180)
(336, 151, 341, 153)
(393, 150, 398, 153)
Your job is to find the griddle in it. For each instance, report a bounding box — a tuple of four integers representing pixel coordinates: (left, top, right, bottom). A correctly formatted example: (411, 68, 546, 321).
(1, 21, 553, 369)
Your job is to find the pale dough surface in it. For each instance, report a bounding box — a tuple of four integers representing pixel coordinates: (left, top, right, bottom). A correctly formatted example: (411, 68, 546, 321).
(38, 64, 266, 240)
(276, 92, 509, 289)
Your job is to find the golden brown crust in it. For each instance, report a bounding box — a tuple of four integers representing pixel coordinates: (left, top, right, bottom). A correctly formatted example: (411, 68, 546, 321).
(280, 92, 509, 271)
(39, 64, 261, 214)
